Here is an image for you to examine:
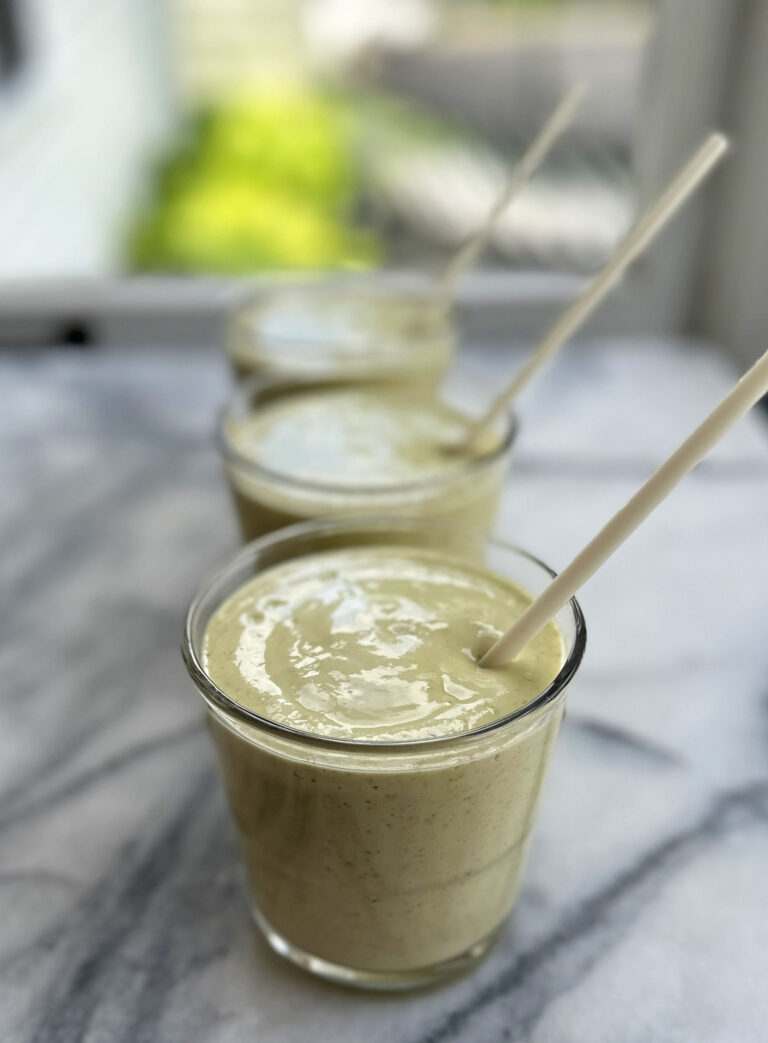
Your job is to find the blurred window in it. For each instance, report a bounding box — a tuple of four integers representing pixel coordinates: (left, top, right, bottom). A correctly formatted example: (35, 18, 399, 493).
(4, 0, 767, 363)
(157, 0, 652, 277)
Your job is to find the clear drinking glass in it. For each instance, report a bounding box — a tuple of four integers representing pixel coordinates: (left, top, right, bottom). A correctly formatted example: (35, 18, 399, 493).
(217, 374, 517, 543)
(226, 277, 455, 389)
(182, 516, 587, 990)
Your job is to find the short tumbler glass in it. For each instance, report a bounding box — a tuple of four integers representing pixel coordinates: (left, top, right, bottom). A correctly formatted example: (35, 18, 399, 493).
(217, 374, 517, 543)
(182, 516, 586, 990)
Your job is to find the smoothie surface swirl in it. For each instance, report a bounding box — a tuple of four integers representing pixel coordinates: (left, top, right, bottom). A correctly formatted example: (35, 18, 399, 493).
(226, 389, 499, 488)
(203, 547, 563, 741)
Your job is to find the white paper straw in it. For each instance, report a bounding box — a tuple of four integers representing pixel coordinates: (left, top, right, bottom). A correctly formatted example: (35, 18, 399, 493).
(463, 132, 729, 450)
(480, 345, 768, 667)
(430, 83, 588, 317)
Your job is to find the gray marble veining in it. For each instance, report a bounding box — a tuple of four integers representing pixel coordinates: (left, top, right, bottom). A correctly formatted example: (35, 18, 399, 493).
(2, 338, 768, 1042)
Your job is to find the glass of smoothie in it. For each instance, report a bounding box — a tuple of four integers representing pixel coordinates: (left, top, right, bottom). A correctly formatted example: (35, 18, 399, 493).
(182, 515, 586, 989)
(217, 375, 516, 542)
(226, 278, 454, 389)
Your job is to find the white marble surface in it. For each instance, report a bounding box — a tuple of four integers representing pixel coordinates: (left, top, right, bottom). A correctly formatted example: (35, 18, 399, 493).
(2, 338, 768, 1042)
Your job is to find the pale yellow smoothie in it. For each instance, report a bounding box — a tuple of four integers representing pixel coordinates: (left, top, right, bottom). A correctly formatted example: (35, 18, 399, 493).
(220, 385, 513, 542)
(201, 545, 567, 980)
(227, 284, 453, 387)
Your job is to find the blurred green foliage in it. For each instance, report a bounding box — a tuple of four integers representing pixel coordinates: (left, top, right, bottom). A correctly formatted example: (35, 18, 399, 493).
(129, 85, 380, 274)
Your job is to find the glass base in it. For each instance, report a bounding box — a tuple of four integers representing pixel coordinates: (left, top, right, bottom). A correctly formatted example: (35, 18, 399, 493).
(252, 906, 503, 991)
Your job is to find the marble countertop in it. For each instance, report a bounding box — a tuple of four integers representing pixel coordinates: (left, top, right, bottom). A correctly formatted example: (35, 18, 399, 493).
(2, 338, 768, 1042)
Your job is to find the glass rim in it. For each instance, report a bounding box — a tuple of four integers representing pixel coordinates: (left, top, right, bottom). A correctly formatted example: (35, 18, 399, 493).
(215, 373, 519, 499)
(181, 516, 587, 754)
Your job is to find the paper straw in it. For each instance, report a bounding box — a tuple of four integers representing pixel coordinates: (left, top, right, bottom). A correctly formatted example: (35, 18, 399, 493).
(462, 132, 729, 450)
(429, 83, 588, 318)
(480, 345, 768, 667)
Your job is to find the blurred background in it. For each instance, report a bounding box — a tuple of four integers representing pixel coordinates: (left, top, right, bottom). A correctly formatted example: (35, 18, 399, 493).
(0, 0, 766, 360)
